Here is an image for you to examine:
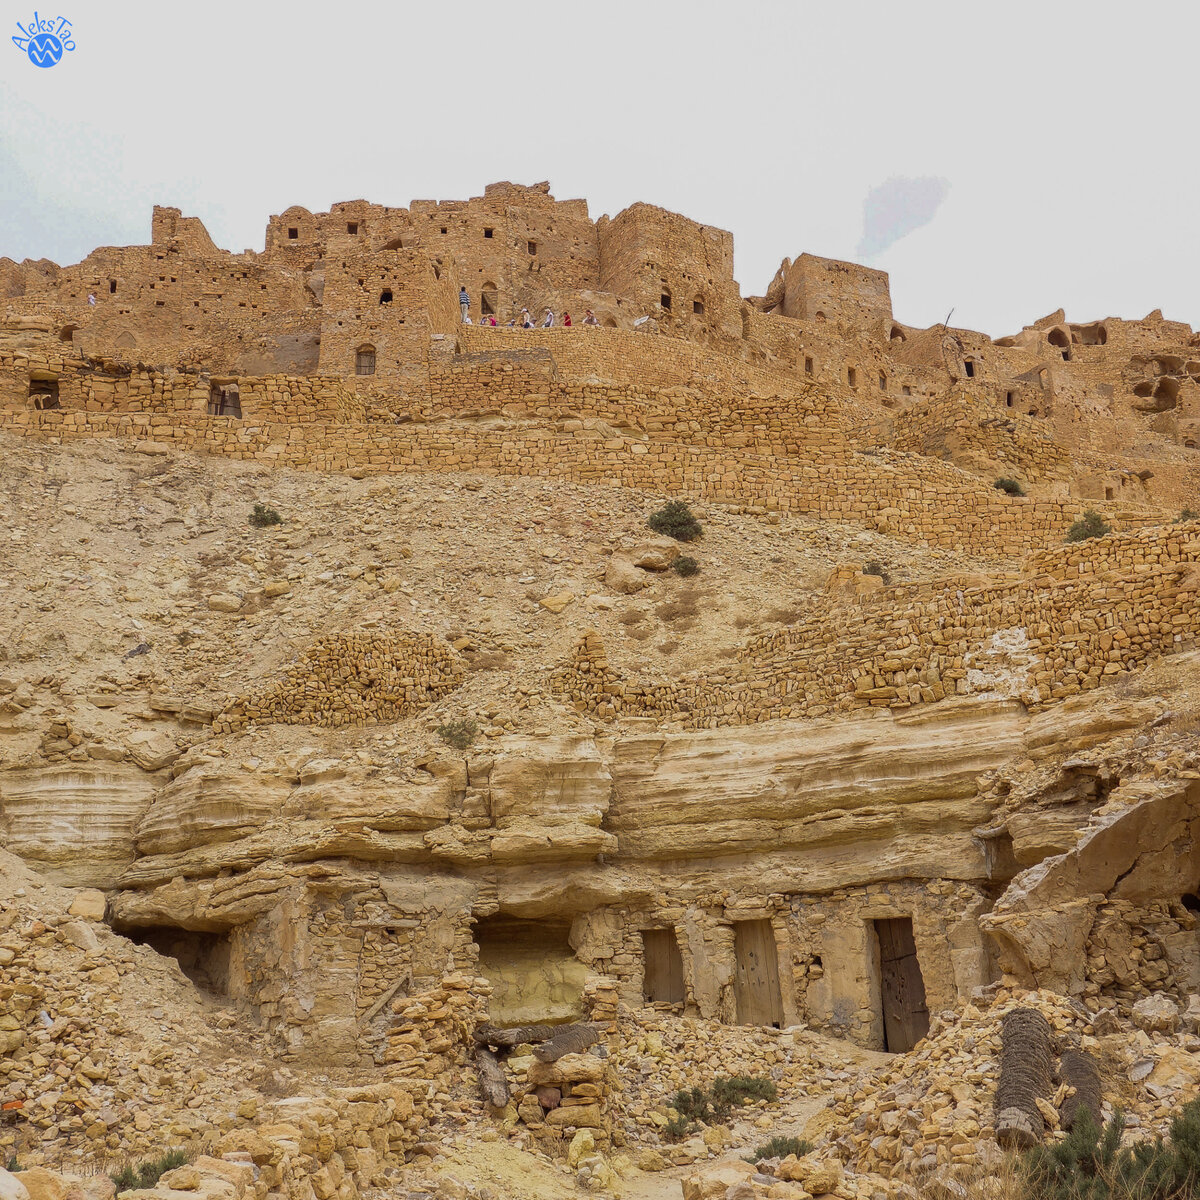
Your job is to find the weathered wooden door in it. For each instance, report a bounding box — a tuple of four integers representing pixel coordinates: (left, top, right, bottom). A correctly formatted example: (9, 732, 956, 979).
(732, 920, 784, 1027)
(641, 928, 685, 1004)
(874, 917, 930, 1052)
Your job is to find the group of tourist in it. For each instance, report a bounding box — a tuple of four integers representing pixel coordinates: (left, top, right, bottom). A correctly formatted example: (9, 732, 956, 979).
(458, 288, 600, 329)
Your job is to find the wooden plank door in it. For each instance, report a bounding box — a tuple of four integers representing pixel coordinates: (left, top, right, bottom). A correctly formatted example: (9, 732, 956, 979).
(733, 920, 784, 1027)
(875, 917, 930, 1052)
(641, 929, 685, 1004)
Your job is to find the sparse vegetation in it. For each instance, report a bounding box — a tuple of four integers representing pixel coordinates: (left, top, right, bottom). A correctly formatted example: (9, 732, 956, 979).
(672, 554, 700, 577)
(863, 559, 891, 585)
(662, 1113, 692, 1142)
(110, 1150, 190, 1192)
(436, 718, 478, 750)
(249, 503, 283, 527)
(1065, 510, 1112, 543)
(994, 476, 1026, 496)
(667, 1075, 779, 1138)
(1023, 1099, 1200, 1200)
(648, 499, 703, 542)
(6, 1156, 20, 1172)
(1176, 508, 1199, 523)
(746, 1135, 813, 1163)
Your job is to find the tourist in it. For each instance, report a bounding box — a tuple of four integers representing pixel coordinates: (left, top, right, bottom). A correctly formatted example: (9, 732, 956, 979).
(582, 309, 599, 326)
(458, 287, 470, 322)
(87, 293, 96, 306)
(562, 311, 572, 327)
(520, 309, 533, 329)
(541, 308, 555, 329)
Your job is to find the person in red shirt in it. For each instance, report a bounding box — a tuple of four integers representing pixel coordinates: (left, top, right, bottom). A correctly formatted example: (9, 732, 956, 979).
(563, 311, 572, 327)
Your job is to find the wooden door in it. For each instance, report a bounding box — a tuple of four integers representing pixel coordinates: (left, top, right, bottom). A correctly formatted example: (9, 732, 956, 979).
(641, 929, 685, 1004)
(874, 917, 930, 1052)
(732, 920, 784, 1027)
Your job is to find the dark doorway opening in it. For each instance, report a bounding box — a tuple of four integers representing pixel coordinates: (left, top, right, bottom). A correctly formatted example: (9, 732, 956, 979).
(732, 920, 784, 1028)
(964, 360, 975, 378)
(118, 924, 231, 996)
(473, 916, 587, 1025)
(641, 928, 685, 1005)
(208, 383, 242, 417)
(481, 283, 498, 316)
(872, 917, 929, 1052)
(29, 377, 60, 409)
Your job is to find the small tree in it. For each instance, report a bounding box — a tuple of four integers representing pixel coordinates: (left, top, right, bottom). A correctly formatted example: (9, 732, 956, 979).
(1065, 510, 1112, 543)
(746, 1136, 813, 1164)
(436, 719, 478, 750)
(649, 499, 702, 542)
(863, 559, 891, 585)
(994, 477, 1026, 496)
(249, 503, 283, 527)
(672, 555, 700, 577)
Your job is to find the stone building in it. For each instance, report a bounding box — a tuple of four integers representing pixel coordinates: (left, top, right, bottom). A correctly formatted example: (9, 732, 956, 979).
(2, 179, 1199, 1075)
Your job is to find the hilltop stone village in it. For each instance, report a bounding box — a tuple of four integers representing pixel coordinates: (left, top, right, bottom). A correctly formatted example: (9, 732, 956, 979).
(0, 181, 1198, 1200)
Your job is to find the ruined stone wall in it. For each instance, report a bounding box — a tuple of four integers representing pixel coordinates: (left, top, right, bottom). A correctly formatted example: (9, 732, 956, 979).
(886, 389, 1076, 484)
(2, 404, 1158, 556)
(553, 524, 1200, 727)
(779, 254, 894, 339)
(1084, 899, 1200, 1009)
(597, 202, 741, 341)
(317, 247, 459, 379)
(219, 633, 464, 731)
(573, 880, 989, 1050)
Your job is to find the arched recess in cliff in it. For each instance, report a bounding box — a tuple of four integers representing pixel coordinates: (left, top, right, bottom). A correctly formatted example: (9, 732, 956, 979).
(981, 780, 1200, 993)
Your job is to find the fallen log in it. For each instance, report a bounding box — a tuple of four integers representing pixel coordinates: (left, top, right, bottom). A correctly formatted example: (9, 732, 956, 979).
(476, 1046, 510, 1110)
(1059, 1049, 1103, 1131)
(994, 1007, 1053, 1149)
(532, 1023, 603, 1062)
(473, 1022, 560, 1048)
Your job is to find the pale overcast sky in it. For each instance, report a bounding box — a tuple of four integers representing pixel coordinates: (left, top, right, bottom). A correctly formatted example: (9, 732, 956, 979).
(1, 0, 1196, 337)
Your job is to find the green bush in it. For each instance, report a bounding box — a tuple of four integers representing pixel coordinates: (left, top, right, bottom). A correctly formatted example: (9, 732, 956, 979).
(111, 1150, 190, 1192)
(746, 1135, 813, 1163)
(6, 1156, 20, 1172)
(1023, 1099, 1200, 1200)
(1065, 510, 1112, 543)
(648, 499, 703, 542)
(667, 1076, 778, 1135)
(1176, 509, 1199, 523)
(672, 555, 700, 577)
(662, 1114, 691, 1142)
(249, 503, 283, 527)
(436, 719, 478, 750)
(863, 559, 891, 585)
(994, 477, 1026, 496)
(711, 1075, 778, 1111)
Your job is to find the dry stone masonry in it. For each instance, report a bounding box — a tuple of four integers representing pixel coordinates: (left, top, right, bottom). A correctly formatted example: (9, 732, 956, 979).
(1, 178, 1199, 1199)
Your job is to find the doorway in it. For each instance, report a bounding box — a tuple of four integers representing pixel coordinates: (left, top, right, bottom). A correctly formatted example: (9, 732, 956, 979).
(641, 928, 685, 1005)
(873, 917, 929, 1052)
(732, 920, 784, 1027)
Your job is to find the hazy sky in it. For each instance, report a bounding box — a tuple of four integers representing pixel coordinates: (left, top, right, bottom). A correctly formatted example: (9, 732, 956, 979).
(2, 1, 1196, 337)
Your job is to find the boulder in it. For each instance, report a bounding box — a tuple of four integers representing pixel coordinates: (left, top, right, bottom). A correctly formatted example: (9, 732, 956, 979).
(624, 536, 680, 571)
(1131, 993, 1180, 1034)
(680, 1162, 754, 1200)
(0, 1171, 30, 1200)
